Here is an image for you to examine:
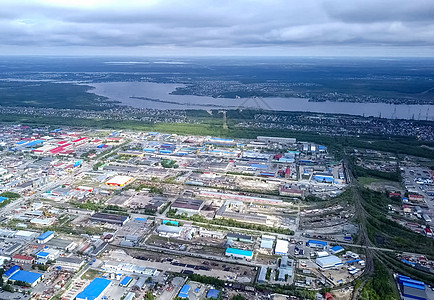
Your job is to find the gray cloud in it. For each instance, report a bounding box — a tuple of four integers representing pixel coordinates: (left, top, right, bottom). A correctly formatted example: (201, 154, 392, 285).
(0, 0, 433, 56)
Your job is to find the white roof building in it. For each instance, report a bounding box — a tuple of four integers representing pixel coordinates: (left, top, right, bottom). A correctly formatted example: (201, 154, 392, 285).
(316, 255, 342, 269)
(275, 239, 289, 255)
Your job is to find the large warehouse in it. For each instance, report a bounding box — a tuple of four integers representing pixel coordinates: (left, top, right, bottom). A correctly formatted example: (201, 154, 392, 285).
(90, 212, 130, 226)
(9, 270, 44, 287)
(225, 248, 253, 260)
(315, 255, 342, 269)
(76, 278, 111, 300)
(275, 239, 289, 255)
(105, 175, 134, 187)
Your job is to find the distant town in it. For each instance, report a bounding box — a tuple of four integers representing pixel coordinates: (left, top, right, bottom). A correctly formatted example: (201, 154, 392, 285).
(0, 124, 432, 300)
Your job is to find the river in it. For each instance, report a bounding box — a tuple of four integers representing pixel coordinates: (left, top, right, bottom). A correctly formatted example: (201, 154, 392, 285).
(89, 82, 434, 120)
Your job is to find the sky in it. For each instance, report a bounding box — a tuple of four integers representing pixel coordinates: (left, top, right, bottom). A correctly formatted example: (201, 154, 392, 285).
(1, 0, 433, 57)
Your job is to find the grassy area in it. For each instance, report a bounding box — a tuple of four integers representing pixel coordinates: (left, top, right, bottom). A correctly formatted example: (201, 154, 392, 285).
(358, 177, 385, 186)
(81, 268, 100, 280)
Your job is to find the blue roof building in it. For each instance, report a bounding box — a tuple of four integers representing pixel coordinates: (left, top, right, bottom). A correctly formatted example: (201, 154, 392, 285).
(225, 248, 254, 260)
(179, 284, 191, 298)
(37, 231, 54, 243)
(37, 251, 50, 258)
(4, 265, 21, 278)
(0, 196, 8, 204)
(399, 275, 427, 300)
(307, 240, 328, 249)
(9, 270, 43, 287)
(330, 245, 344, 254)
(163, 220, 179, 226)
(120, 276, 132, 287)
(76, 278, 112, 300)
(207, 289, 220, 299)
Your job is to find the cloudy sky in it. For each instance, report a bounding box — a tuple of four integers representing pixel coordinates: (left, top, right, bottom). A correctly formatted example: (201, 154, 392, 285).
(1, 0, 433, 56)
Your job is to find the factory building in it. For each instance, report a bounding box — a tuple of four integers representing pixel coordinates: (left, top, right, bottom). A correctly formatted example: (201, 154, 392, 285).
(316, 255, 342, 269)
(12, 254, 34, 264)
(330, 245, 344, 255)
(313, 173, 335, 183)
(225, 248, 253, 260)
(76, 278, 112, 300)
(258, 266, 267, 283)
(260, 235, 275, 250)
(157, 225, 182, 238)
(105, 175, 134, 187)
(3, 266, 43, 287)
(398, 275, 427, 300)
(227, 233, 254, 243)
(56, 256, 85, 271)
(171, 198, 204, 214)
(257, 136, 296, 144)
(37, 231, 54, 244)
(90, 212, 130, 226)
(179, 284, 191, 298)
(275, 239, 289, 255)
(307, 240, 328, 249)
(14, 230, 37, 240)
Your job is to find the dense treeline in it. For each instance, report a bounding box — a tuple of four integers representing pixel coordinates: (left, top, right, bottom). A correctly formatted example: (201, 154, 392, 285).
(360, 260, 398, 300)
(360, 188, 434, 256)
(353, 165, 401, 182)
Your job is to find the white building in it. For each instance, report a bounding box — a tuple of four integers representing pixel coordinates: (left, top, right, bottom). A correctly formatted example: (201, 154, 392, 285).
(274, 239, 289, 255)
(315, 255, 342, 269)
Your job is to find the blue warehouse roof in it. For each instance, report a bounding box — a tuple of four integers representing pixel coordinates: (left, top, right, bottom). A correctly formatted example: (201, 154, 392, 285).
(120, 276, 132, 286)
(179, 284, 191, 298)
(226, 248, 253, 257)
(307, 240, 328, 246)
(330, 245, 344, 252)
(403, 281, 426, 290)
(37, 252, 50, 257)
(10, 270, 43, 284)
(5, 265, 20, 277)
(38, 231, 54, 240)
(207, 289, 220, 299)
(76, 278, 111, 300)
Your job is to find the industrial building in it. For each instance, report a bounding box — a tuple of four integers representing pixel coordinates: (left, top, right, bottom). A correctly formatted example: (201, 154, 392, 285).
(307, 240, 328, 249)
(171, 197, 204, 214)
(179, 284, 191, 298)
(12, 254, 34, 264)
(105, 175, 134, 187)
(313, 173, 335, 183)
(76, 278, 112, 300)
(227, 233, 254, 243)
(37, 231, 54, 244)
(56, 256, 85, 271)
(257, 136, 296, 144)
(258, 266, 267, 283)
(330, 245, 344, 255)
(260, 235, 275, 249)
(275, 239, 289, 255)
(207, 289, 220, 299)
(90, 212, 130, 226)
(120, 276, 132, 287)
(4, 266, 44, 287)
(157, 225, 182, 237)
(14, 230, 37, 240)
(398, 275, 427, 300)
(316, 255, 342, 269)
(225, 247, 253, 260)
